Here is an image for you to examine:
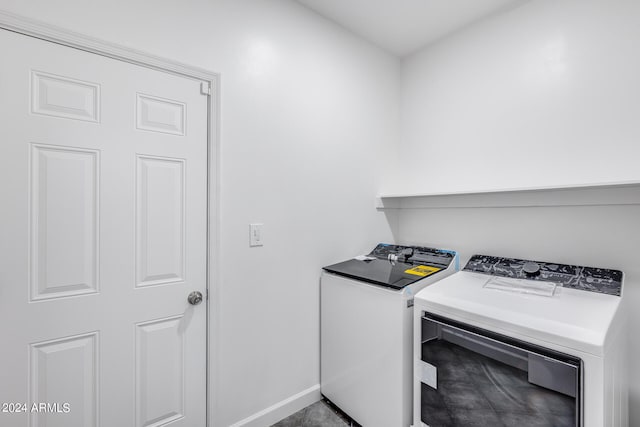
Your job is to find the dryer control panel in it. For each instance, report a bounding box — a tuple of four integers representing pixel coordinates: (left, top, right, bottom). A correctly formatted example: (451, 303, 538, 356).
(463, 254, 623, 296)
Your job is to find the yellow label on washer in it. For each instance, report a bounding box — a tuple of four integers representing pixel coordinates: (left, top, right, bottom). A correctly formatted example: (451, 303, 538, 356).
(404, 265, 441, 277)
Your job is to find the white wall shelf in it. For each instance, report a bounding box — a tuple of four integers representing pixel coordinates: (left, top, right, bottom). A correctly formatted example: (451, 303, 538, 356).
(376, 181, 640, 209)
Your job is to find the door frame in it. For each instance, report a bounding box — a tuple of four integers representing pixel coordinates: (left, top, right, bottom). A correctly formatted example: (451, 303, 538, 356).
(0, 10, 220, 427)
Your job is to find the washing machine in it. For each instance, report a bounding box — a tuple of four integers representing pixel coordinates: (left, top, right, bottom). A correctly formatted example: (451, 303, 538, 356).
(413, 254, 627, 427)
(321, 243, 459, 427)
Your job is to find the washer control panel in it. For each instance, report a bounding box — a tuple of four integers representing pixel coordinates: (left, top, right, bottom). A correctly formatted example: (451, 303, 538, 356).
(369, 244, 413, 262)
(369, 243, 454, 267)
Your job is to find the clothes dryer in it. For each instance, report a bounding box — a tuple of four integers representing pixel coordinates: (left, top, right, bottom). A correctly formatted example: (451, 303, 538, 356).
(413, 255, 627, 427)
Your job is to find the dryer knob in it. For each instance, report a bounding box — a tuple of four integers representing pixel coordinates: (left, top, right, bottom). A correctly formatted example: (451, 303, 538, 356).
(523, 261, 541, 276)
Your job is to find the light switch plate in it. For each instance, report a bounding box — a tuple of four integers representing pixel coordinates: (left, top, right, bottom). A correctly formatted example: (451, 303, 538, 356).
(249, 223, 263, 247)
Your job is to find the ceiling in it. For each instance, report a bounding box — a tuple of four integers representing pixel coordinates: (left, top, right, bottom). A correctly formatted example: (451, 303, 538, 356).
(295, 0, 530, 57)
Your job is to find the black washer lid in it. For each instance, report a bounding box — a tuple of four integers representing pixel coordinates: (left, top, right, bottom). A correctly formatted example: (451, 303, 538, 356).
(322, 243, 455, 290)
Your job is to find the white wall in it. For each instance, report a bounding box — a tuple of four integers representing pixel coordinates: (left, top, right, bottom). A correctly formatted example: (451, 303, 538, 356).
(0, 1, 399, 425)
(394, 0, 640, 423)
(388, 0, 640, 195)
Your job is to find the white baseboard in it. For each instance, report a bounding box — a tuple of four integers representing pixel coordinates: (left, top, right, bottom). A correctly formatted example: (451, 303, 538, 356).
(229, 384, 321, 427)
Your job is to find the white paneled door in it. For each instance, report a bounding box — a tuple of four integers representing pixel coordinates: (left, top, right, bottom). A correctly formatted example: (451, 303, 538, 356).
(0, 29, 208, 427)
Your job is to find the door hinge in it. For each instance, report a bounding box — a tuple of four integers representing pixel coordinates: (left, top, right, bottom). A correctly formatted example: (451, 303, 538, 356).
(200, 82, 211, 96)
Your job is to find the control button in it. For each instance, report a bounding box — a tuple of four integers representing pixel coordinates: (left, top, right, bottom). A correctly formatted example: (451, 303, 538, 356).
(523, 261, 541, 276)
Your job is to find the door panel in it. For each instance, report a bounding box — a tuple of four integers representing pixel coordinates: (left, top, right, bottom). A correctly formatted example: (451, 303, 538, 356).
(136, 93, 186, 136)
(136, 155, 186, 287)
(135, 316, 185, 427)
(31, 70, 101, 123)
(30, 144, 100, 301)
(30, 332, 99, 427)
(0, 28, 208, 427)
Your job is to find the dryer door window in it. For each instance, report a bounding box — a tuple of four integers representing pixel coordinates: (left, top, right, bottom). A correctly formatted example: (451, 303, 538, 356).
(419, 313, 581, 427)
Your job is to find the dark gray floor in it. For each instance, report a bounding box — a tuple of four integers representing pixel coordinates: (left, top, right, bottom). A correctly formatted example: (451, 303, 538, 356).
(271, 400, 352, 427)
